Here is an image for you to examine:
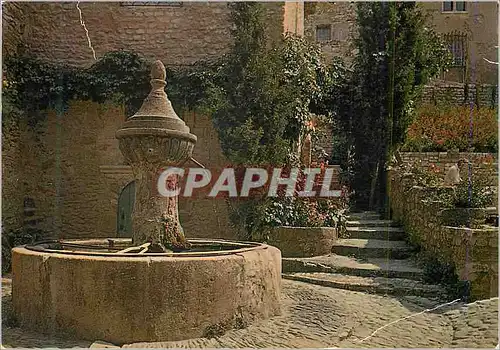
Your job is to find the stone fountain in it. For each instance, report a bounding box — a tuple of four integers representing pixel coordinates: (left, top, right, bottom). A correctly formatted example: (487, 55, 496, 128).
(115, 60, 196, 251)
(12, 60, 281, 345)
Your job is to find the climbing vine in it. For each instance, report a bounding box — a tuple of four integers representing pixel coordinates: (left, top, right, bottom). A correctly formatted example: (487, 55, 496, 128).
(2, 50, 222, 126)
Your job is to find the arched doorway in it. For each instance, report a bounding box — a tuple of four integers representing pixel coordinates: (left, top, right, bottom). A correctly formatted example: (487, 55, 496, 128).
(117, 181, 135, 237)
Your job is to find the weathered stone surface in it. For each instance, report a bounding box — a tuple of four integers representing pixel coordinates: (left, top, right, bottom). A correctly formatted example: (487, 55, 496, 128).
(332, 238, 415, 259)
(283, 272, 446, 298)
(3, 279, 498, 348)
(124, 280, 456, 348)
(345, 226, 405, 240)
(115, 60, 196, 247)
(2, 3, 299, 67)
(1, 101, 238, 241)
(282, 254, 424, 280)
(390, 168, 498, 300)
(267, 226, 337, 258)
(304, 3, 498, 85)
(89, 340, 120, 348)
(445, 297, 499, 348)
(11, 243, 281, 344)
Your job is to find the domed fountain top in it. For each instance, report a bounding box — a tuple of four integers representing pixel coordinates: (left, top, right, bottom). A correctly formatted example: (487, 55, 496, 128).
(115, 59, 196, 138)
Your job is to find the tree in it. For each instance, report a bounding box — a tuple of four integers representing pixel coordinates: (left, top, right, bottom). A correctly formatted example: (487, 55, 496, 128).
(342, 2, 451, 211)
(211, 3, 345, 239)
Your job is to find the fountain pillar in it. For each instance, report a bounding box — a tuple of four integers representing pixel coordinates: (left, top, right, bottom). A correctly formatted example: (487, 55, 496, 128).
(116, 60, 197, 249)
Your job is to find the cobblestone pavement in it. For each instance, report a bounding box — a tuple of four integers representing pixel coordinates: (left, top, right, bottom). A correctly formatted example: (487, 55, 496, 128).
(2, 278, 498, 348)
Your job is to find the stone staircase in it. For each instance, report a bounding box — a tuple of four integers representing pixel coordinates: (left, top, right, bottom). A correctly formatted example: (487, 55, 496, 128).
(282, 211, 447, 299)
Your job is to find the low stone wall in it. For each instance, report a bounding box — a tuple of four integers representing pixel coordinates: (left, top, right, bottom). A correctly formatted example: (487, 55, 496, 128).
(400, 151, 497, 185)
(390, 171, 498, 300)
(420, 80, 498, 109)
(267, 226, 337, 258)
(400, 151, 497, 172)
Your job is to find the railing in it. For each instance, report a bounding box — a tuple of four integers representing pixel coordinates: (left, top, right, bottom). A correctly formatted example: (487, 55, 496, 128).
(443, 30, 468, 82)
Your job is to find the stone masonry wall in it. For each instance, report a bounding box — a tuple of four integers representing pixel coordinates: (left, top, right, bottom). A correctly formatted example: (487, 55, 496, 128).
(2, 101, 237, 240)
(304, 2, 357, 65)
(1, 2, 28, 56)
(400, 151, 497, 171)
(400, 152, 498, 185)
(2, 2, 299, 66)
(390, 171, 498, 300)
(420, 80, 498, 108)
(2, 120, 25, 233)
(422, 1, 498, 85)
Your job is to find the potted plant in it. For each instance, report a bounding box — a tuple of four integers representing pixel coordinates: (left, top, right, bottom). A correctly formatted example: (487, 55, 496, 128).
(263, 196, 348, 258)
(439, 174, 495, 229)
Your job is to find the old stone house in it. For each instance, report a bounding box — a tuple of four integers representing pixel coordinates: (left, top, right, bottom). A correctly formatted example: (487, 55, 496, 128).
(304, 1, 498, 85)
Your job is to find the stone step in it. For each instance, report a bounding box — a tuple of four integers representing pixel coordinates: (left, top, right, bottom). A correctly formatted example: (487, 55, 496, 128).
(346, 219, 398, 227)
(346, 226, 405, 240)
(282, 272, 446, 298)
(332, 239, 415, 259)
(347, 211, 380, 220)
(282, 254, 424, 281)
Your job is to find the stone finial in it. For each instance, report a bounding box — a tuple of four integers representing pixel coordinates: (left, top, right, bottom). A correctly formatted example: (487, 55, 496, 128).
(151, 60, 166, 81)
(150, 60, 167, 92)
(131, 59, 179, 119)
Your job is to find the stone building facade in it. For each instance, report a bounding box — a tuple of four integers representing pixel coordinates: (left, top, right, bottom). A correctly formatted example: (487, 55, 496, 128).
(2, 1, 304, 240)
(304, 1, 498, 84)
(2, 2, 303, 64)
(303, 2, 358, 65)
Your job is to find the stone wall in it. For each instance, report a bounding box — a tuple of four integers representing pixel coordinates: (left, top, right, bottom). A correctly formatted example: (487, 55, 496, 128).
(420, 80, 498, 108)
(2, 2, 301, 66)
(400, 151, 497, 171)
(1, 2, 28, 56)
(304, 2, 357, 64)
(399, 151, 498, 186)
(2, 120, 24, 233)
(2, 101, 237, 240)
(390, 171, 498, 300)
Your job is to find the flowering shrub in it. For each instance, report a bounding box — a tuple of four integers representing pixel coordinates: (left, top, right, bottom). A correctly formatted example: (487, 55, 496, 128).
(403, 105, 498, 152)
(262, 197, 347, 228)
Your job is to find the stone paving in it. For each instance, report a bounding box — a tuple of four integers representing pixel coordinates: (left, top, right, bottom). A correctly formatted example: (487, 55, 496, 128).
(2, 277, 498, 348)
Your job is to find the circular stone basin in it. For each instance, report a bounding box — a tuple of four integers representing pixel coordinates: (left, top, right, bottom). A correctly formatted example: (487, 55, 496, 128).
(12, 238, 281, 345)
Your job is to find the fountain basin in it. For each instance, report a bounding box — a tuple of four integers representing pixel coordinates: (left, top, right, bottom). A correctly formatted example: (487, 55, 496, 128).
(12, 239, 281, 345)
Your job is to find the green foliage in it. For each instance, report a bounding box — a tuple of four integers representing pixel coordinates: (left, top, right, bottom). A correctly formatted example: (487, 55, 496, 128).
(211, 3, 289, 165)
(211, 3, 339, 166)
(450, 175, 495, 209)
(398, 160, 443, 188)
(232, 196, 348, 242)
(217, 3, 351, 238)
(336, 2, 452, 210)
(2, 50, 223, 126)
(419, 252, 469, 299)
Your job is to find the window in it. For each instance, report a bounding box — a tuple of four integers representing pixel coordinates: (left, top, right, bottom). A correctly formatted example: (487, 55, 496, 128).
(121, 2, 182, 7)
(442, 1, 467, 12)
(444, 31, 467, 66)
(316, 25, 331, 42)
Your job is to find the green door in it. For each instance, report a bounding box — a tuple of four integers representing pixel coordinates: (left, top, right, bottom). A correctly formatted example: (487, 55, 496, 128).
(117, 181, 135, 237)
